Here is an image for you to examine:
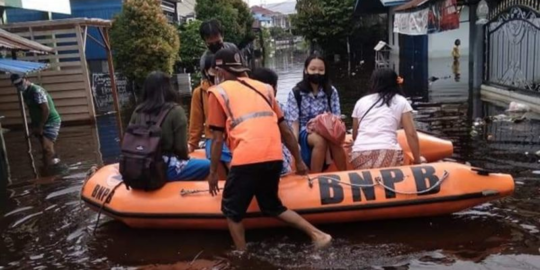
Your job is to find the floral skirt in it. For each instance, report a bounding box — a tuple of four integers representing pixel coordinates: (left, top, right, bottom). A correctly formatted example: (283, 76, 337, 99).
(350, 149, 403, 170)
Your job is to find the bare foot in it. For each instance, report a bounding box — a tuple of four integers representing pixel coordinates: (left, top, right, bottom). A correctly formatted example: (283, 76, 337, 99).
(312, 233, 332, 249)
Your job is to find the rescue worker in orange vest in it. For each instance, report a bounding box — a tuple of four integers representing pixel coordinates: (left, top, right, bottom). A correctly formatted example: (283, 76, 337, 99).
(207, 48, 332, 251)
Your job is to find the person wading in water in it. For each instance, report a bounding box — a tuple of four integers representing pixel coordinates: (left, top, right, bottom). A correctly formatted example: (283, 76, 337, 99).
(207, 48, 332, 251)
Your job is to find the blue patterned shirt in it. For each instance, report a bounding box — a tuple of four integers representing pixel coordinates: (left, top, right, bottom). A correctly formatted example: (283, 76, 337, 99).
(279, 102, 293, 175)
(285, 86, 341, 131)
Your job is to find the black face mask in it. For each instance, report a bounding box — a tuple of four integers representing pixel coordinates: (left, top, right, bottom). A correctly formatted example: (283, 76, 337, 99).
(307, 73, 325, 85)
(207, 42, 224, 53)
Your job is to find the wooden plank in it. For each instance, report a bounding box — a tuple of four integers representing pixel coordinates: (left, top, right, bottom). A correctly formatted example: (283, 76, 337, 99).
(0, 95, 88, 107)
(3, 18, 111, 30)
(55, 45, 80, 52)
(0, 102, 22, 110)
(43, 82, 87, 91)
(0, 85, 16, 93)
(48, 61, 82, 68)
(38, 74, 85, 85)
(18, 53, 81, 62)
(13, 29, 77, 37)
(35, 53, 81, 61)
(0, 95, 20, 103)
(56, 113, 91, 122)
(1, 110, 31, 118)
(48, 90, 88, 99)
(57, 105, 89, 114)
(29, 37, 78, 45)
(33, 69, 83, 77)
(52, 98, 90, 107)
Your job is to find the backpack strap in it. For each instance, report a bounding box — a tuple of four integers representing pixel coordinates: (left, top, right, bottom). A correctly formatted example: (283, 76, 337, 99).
(359, 95, 384, 124)
(155, 105, 175, 127)
(237, 79, 273, 109)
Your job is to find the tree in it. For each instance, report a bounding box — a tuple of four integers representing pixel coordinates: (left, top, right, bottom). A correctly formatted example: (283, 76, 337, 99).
(110, 0, 180, 87)
(292, 0, 357, 56)
(269, 27, 293, 40)
(195, 0, 254, 48)
(178, 20, 207, 72)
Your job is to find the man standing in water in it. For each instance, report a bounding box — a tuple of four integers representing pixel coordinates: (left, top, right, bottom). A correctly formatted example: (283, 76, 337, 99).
(206, 48, 332, 251)
(11, 74, 61, 167)
(452, 39, 461, 82)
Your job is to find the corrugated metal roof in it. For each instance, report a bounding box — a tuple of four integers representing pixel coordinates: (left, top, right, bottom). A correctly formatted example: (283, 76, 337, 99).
(0, 28, 53, 53)
(0, 59, 49, 74)
(394, 0, 430, 11)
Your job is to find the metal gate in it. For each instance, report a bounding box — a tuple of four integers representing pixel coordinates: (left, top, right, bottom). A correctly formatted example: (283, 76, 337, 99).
(484, 0, 540, 94)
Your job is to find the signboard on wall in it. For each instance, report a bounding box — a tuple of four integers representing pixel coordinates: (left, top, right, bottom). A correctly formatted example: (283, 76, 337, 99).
(394, 0, 459, 36)
(2, 0, 71, 14)
(92, 73, 134, 115)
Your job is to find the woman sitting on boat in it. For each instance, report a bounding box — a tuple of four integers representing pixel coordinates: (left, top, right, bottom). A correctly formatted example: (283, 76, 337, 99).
(285, 54, 347, 173)
(129, 71, 211, 181)
(350, 68, 421, 169)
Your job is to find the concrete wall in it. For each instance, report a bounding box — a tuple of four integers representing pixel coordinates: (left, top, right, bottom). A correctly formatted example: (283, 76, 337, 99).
(481, 85, 540, 114)
(428, 7, 470, 58)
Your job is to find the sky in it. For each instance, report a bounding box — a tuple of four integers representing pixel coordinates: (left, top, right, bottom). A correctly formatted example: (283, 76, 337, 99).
(243, 0, 296, 7)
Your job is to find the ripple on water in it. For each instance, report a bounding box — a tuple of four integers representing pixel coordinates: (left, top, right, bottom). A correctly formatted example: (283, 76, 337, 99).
(10, 211, 43, 228)
(67, 227, 86, 242)
(520, 224, 539, 234)
(45, 185, 82, 200)
(3, 206, 33, 217)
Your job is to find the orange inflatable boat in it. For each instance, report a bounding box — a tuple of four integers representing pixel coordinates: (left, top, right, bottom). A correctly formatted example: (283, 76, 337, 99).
(80, 131, 514, 229)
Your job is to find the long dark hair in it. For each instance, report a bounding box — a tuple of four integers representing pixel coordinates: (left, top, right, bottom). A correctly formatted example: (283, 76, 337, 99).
(295, 54, 333, 96)
(369, 68, 405, 107)
(136, 71, 179, 114)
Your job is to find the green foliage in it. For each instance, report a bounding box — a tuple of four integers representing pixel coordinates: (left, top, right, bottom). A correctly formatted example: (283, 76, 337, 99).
(269, 27, 293, 40)
(110, 0, 180, 86)
(178, 20, 207, 71)
(292, 0, 357, 55)
(195, 0, 255, 48)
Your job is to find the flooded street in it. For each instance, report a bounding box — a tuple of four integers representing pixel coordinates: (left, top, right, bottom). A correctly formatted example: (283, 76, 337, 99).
(1, 51, 540, 269)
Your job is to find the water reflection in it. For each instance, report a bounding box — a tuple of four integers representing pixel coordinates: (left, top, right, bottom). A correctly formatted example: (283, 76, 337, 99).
(0, 50, 539, 268)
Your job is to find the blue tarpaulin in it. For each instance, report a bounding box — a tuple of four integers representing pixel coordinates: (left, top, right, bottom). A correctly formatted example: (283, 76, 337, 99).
(0, 59, 49, 74)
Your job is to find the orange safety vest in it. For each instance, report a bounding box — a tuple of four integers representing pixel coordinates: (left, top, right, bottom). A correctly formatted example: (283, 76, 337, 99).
(209, 78, 283, 166)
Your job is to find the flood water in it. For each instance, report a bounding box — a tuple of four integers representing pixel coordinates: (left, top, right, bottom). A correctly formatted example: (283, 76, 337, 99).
(1, 50, 540, 269)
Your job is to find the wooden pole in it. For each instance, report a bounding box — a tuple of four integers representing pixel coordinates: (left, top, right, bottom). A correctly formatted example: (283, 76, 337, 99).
(0, 116, 10, 187)
(99, 27, 124, 141)
(12, 51, 38, 178)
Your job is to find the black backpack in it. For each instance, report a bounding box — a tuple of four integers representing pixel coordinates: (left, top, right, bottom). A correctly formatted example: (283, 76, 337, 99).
(119, 105, 174, 191)
(292, 86, 333, 117)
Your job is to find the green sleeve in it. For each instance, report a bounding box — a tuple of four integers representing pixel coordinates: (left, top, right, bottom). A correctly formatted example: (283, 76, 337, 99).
(172, 107, 189, 160)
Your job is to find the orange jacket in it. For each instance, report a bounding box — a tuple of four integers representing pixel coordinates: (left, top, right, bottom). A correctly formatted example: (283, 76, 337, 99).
(188, 79, 213, 149)
(208, 78, 283, 166)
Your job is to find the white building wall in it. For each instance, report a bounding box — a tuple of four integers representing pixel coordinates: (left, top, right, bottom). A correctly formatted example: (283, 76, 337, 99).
(428, 6, 470, 58)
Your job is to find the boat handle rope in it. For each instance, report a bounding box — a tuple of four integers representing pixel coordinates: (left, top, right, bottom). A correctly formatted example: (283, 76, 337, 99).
(93, 181, 124, 236)
(179, 170, 449, 197)
(180, 187, 223, 196)
(307, 170, 450, 195)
